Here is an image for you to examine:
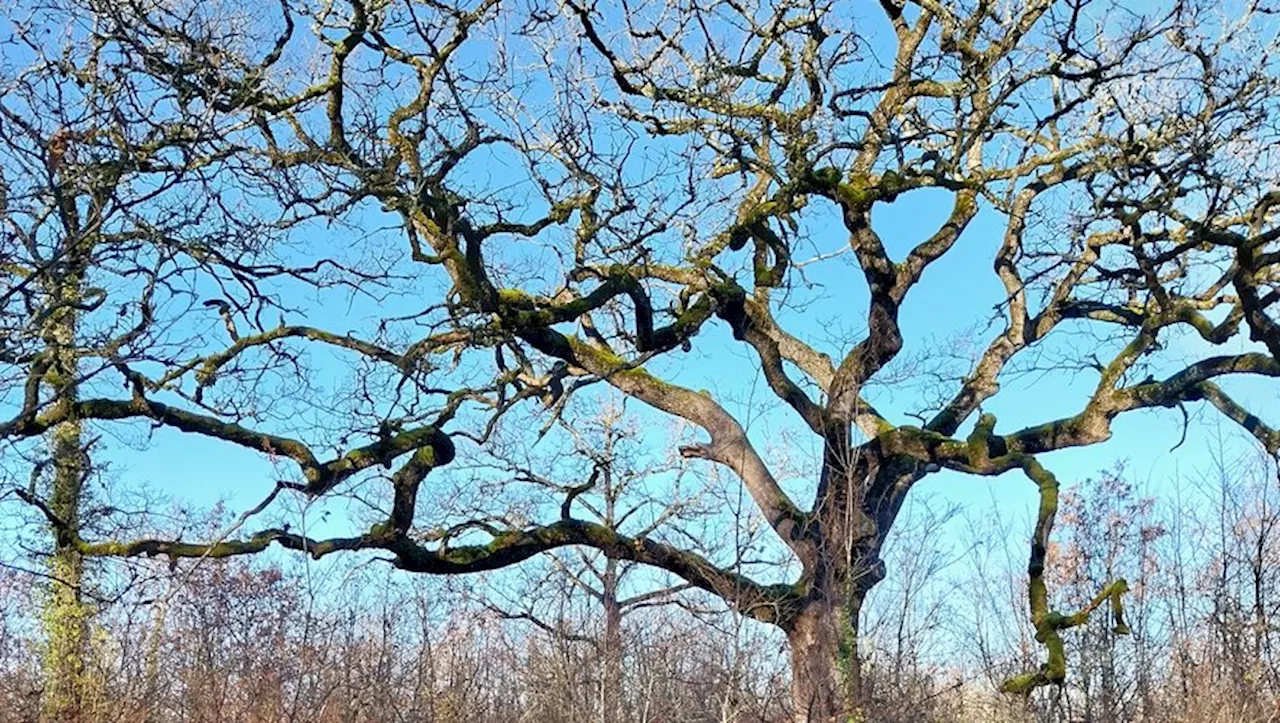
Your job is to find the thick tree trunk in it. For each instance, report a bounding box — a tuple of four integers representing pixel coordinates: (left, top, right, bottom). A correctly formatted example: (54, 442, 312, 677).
(788, 444, 902, 722)
(787, 599, 841, 722)
(786, 591, 867, 722)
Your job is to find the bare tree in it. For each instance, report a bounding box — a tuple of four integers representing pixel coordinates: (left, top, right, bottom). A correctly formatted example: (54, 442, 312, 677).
(480, 397, 704, 723)
(0, 5, 282, 717)
(2, 1, 1278, 721)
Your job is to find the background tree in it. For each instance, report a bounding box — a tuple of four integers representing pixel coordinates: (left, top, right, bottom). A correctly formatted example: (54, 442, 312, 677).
(0, 8, 285, 718)
(478, 397, 708, 723)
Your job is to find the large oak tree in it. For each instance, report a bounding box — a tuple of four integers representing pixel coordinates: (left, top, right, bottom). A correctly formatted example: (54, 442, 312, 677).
(3, 0, 1278, 720)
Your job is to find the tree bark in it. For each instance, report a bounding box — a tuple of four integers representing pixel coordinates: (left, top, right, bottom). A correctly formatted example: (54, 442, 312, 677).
(786, 589, 867, 723)
(40, 286, 89, 723)
(782, 444, 900, 722)
(601, 556, 623, 723)
(37, 167, 96, 722)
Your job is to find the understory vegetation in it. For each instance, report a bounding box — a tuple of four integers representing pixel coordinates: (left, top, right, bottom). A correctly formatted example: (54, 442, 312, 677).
(3, 453, 1278, 723)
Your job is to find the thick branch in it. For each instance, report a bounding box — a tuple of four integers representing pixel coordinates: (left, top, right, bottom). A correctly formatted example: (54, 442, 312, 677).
(72, 518, 798, 625)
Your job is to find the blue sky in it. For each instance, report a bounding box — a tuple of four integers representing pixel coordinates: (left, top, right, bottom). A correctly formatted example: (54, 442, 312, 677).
(2, 0, 1276, 644)
(79, 170, 1276, 598)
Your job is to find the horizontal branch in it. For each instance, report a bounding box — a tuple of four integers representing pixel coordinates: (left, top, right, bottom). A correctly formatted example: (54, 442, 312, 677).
(71, 518, 799, 625)
(12, 396, 453, 493)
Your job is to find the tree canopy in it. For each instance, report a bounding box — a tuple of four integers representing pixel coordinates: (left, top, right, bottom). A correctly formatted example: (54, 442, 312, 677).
(2, 0, 1278, 719)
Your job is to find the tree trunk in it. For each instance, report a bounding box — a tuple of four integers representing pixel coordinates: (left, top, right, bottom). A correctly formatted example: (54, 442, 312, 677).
(601, 557, 623, 723)
(41, 300, 89, 723)
(786, 592, 866, 723)
(787, 445, 901, 722)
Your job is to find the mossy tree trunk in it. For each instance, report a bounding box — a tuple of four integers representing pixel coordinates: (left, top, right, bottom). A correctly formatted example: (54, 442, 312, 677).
(42, 418, 89, 723)
(783, 553, 879, 723)
(40, 289, 90, 723)
(782, 446, 903, 723)
(785, 605, 835, 721)
(39, 141, 94, 723)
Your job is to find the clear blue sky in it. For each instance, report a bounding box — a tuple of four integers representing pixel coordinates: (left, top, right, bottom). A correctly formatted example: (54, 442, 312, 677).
(3, 0, 1275, 630)
(85, 178, 1276, 591)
